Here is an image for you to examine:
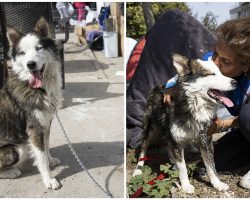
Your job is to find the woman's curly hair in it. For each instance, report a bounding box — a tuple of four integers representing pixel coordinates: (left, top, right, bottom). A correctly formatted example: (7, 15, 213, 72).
(216, 17, 250, 68)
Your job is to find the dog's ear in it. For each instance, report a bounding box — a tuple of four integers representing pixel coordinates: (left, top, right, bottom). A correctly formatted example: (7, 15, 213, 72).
(172, 54, 191, 76)
(34, 17, 50, 37)
(6, 27, 23, 47)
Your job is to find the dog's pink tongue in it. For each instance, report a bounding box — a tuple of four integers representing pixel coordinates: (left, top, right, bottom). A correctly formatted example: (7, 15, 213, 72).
(29, 71, 42, 88)
(211, 89, 234, 107)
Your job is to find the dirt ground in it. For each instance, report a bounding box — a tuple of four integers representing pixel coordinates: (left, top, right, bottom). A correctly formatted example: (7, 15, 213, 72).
(127, 143, 250, 198)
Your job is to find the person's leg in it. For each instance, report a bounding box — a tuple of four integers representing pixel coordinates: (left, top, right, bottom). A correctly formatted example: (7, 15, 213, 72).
(239, 103, 250, 142)
(214, 128, 250, 171)
(126, 10, 215, 148)
(238, 103, 250, 189)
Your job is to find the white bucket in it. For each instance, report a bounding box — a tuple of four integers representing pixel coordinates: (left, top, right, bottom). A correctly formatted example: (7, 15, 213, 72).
(103, 31, 118, 58)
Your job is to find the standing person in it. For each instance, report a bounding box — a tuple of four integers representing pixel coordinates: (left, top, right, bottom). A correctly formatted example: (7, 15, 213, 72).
(56, 2, 74, 20)
(73, 2, 87, 21)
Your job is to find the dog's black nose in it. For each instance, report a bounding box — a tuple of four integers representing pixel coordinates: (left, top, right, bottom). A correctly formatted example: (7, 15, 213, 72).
(27, 61, 37, 70)
(231, 80, 237, 87)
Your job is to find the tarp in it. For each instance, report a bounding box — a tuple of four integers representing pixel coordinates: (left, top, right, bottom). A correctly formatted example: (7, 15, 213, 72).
(126, 36, 146, 81)
(126, 9, 215, 148)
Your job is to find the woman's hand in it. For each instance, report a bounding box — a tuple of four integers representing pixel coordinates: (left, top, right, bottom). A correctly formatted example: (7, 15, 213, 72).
(208, 119, 224, 134)
(208, 117, 239, 134)
(163, 87, 175, 106)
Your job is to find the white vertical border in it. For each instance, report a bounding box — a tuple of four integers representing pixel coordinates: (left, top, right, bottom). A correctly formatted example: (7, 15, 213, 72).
(123, 1, 127, 198)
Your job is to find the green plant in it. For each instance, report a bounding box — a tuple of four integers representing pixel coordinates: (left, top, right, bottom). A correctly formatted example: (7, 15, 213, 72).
(127, 148, 137, 164)
(187, 163, 198, 177)
(201, 11, 218, 34)
(127, 163, 198, 198)
(127, 165, 157, 197)
(127, 2, 191, 39)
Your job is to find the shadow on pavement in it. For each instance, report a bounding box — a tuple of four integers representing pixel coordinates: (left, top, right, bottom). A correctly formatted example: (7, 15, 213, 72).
(62, 82, 123, 108)
(64, 59, 109, 74)
(49, 141, 124, 181)
(17, 141, 123, 180)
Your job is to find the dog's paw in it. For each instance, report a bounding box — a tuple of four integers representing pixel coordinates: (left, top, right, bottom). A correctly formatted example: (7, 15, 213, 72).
(0, 168, 21, 179)
(133, 169, 142, 177)
(239, 177, 250, 189)
(182, 184, 195, 194)
(49, 157, 61, 168)
(212, 181, 229, 191)
(45, 178, 60, 190)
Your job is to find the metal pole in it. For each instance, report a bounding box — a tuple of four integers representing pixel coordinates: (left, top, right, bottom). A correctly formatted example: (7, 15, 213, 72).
(0, 3, 7, 89)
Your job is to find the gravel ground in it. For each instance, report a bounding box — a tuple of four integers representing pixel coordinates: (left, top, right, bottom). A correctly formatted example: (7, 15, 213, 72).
(127, 137, 250, 198)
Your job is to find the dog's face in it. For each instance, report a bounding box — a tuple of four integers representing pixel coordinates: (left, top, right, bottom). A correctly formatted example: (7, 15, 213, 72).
(173, 54, 237, 107)
(7, 17, 58, 89)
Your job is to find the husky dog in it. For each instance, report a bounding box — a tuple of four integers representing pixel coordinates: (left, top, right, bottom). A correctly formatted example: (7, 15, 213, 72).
(0, 17, 62, 189)
(133, 54, 237, 193)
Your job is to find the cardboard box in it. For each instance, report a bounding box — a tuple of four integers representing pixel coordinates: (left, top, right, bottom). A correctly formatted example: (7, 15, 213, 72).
(84, 23, 100, 32)
(77, 35, 87, 45)
(74, 26, 86, 45)
(74, 26, 85, 36)
(74, 23, 100, 45)
(74, 23, 100, 36)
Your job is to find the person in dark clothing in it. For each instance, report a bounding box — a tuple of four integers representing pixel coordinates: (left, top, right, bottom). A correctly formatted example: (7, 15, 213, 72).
(126, 9, 215, 148)
(127, 9, 250, 190)
(159, 17, 250, 188)
(207, 18, 250, 189)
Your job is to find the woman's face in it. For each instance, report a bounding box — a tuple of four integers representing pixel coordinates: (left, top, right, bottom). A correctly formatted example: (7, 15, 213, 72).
(213, 41, 247, 78)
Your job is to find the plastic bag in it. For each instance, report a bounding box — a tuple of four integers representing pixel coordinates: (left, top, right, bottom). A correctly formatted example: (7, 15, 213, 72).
(68, 3, 74, 16)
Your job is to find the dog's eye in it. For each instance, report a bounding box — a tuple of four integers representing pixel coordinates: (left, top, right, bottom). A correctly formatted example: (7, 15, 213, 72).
(19, 51, 25, 55)
(36, 46, 44, 51)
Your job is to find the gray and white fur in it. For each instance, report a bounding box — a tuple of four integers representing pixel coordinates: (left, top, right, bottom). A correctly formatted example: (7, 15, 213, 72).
(133, 54, 237, 193)
(0, 17, 62, 190)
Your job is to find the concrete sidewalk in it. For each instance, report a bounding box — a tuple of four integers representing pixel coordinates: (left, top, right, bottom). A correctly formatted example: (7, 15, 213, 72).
(0, 33, 124, 198)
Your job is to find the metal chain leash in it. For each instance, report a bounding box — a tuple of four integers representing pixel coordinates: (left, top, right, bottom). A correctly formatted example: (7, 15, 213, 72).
(54, 109, 113, 198)
(200, 125, 217, 175)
